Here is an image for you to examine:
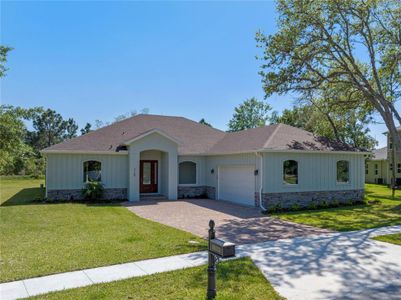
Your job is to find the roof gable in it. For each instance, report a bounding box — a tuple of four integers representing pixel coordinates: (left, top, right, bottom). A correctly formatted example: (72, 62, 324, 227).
(122, 129, 182, 146)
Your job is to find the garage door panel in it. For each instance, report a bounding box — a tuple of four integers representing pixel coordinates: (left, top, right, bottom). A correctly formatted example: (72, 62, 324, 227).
(218, 165, 255, 206)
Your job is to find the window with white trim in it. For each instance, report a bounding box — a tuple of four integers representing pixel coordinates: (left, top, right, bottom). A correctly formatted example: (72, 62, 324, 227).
(179, 161, 197, 184)
(283, 160, 298, 184)
(83, 161, 101, 182)
(336, 160, 349, 183)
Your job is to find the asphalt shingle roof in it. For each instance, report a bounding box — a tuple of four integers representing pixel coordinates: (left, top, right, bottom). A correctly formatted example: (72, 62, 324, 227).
(370, 147, 388, 160)
(43, 114, 363, 155)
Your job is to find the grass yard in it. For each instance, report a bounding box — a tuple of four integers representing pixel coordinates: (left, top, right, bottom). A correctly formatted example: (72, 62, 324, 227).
(373, 233, 401, 246)
(0, 177, 206, 283)
(273, 184, 401, 231)
(29, 257, 283, 300)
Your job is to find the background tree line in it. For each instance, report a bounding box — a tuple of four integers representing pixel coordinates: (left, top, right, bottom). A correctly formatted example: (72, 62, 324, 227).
(0, 105, 91, 176)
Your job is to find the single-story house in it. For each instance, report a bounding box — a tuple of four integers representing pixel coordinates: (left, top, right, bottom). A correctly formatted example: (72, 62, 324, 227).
(42, 114, 367, 210)
(365, 126, 401, 185)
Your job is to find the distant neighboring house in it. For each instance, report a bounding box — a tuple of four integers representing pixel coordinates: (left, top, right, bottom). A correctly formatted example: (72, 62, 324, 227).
(365, 127, 401, 185)
(42, 114, 367, 210)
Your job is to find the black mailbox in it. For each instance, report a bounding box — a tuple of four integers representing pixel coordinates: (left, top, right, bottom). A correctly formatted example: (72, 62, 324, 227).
(209, 238, 235, 258)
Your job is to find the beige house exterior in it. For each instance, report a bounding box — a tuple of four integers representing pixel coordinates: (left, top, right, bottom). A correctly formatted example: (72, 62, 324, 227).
(43, 114, 367, 210)
(365, 127, 401, 185)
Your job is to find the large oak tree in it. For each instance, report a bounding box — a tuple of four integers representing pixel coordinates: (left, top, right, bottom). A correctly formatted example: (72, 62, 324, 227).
(257, 0, 400, 186)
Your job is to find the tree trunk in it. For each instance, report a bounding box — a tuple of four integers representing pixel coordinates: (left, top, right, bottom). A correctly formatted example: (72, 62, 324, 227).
(392, 144, 396, 199)
(380, 108, 401, 198)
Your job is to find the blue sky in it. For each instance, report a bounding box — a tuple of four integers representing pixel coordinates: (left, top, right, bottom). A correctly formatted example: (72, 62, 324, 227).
(1, 1, 394, 147)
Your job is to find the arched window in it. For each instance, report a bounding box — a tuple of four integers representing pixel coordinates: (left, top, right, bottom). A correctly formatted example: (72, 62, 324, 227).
(337, 160, 349, 183)
(283, 160, 298, 184)
(179, 161, 197, 184)
(83, 161, 101, 182)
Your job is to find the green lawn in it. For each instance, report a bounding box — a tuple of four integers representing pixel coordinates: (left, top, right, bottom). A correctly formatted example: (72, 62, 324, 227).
(273, 184, 401, 231)
(373, 233, 401, 246)
(0, 177, 206, 283)
(29, 257, 283, 300)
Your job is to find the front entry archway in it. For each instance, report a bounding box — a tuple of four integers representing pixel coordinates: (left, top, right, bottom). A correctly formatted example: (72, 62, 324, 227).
(140, 160, 158, 193)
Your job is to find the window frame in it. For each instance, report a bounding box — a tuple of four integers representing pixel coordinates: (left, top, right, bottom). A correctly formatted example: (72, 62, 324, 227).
(336, 160, 350, 184)
(178, 161, 197, 185)
(283, 159, 298, 185)
(83, 160, 102, 183)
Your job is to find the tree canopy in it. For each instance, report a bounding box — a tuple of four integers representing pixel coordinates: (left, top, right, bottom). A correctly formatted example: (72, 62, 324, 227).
(257, 0, 401, 156)
(0, 45, 12, 77)
(228, 98, 272, 132)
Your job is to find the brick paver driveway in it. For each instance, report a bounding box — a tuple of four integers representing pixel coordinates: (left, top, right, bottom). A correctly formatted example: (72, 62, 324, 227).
(124, 199, 331, 244)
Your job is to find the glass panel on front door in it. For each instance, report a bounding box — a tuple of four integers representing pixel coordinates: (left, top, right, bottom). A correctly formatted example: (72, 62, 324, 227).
(143, 162, 151, 184)
(140, 160, 158, 193)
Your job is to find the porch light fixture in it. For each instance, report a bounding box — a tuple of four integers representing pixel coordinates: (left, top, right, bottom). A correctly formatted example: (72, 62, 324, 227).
(211, 169, 215, 174)
(254, 169, 259, 176)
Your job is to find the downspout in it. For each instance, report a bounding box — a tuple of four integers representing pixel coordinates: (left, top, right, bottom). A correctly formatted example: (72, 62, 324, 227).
(256, 152, 267, 212)
(44, 153, 48, 199)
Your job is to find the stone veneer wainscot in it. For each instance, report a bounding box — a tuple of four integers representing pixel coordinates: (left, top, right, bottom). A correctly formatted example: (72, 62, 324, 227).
(255, 189, 364, 210)
(47, 188, 127, 201)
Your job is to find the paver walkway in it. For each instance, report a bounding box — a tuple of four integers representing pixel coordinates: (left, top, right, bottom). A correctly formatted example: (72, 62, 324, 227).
(1, 225, 400, 300)
(124, 199, 332, 244)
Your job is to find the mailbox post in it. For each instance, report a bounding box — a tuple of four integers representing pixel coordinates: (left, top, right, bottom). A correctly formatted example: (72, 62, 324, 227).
(207, 220, 217, 299)
(207, 219, 236, 299)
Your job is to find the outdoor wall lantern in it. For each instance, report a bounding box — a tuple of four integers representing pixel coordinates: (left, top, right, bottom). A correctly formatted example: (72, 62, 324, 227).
(211, 169, 215, 174)
(254, 169, 259, 176)
(207, 220, 236, 299)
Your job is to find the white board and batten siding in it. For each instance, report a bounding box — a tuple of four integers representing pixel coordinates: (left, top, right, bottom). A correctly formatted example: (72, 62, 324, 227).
(46, 153, 128, 190)
(262, 152, 365, 193)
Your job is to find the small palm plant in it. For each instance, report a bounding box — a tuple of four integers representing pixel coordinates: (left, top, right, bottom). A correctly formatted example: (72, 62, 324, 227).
(81, 181, 104, 200)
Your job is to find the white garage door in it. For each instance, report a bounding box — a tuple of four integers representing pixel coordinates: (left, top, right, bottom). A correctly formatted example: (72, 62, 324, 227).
(218, 165, 255, 206)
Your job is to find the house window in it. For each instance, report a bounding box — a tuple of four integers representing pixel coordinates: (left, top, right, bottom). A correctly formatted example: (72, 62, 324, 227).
(337, 160, 349, 183)
(83, 161, 101, 182)
(375, 164, 378, 175)
(283, 160, 298, 184)
(179, 161, 197, 184)
(365, 164, 368, 175)
(390, 163, 393, 171)
(398, 163, 401, 174)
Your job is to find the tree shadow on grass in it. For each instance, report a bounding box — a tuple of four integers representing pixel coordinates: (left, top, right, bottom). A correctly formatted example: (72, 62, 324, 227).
(1, 187, 45, 206)
(1, 187, 123, 208)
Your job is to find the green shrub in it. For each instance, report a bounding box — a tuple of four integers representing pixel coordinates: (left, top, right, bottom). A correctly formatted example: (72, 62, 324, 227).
(290, 203, 300, 211)
(307, 201, 317, 210)
(330, 199, 339, 207)
(320, 200, 328, 208)
(81, 181, 104, 200)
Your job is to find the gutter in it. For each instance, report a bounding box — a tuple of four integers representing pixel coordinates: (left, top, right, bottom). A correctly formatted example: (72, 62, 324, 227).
(256, 152, 267, 213)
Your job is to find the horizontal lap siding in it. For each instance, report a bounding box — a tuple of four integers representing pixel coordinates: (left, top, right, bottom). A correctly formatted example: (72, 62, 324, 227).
(46, 154, 128, 190)
(263, 152, 365, 193)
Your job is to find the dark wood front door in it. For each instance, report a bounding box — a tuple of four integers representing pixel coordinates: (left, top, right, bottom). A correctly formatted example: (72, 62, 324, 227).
(140, 160, 158, 193)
